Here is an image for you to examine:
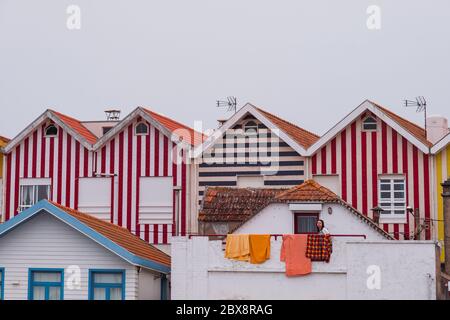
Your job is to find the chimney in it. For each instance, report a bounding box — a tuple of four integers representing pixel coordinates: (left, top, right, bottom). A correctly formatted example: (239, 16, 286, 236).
(105, 109, 121, 121)
(427, 115, 449, 144)
(442, 179, 450, 275)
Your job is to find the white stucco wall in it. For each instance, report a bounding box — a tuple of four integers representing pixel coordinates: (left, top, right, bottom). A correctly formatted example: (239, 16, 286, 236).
(236, 203, 387, 241)
(0, 212, 162, 300)
(171, 237, 437, 300)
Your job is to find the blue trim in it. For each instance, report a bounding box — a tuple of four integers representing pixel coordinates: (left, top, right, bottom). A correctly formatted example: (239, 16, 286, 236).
(88, 269, 125, 300)
(0, 200, 170, 274)
(28, 268, 64, 300)
(0, 267, 4, 300)
(160, 275, 168, 300)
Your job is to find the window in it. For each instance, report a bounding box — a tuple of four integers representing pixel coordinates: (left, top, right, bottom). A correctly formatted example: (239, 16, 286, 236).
(28, 269, 64, 300)
(44, 124, 58, 137)
(379, 176, 406, 218)
(139, 177, 173, 225)
(78, 178, 112, 221)
(135, 122, 149, 135)
(19, 178, 51, 211)
(244, 121, 258, 135)
(362, 116, 377, 131)
(0, 268, 4, 300)
(294, 213, 319, 234)
(89, 270, 125, 300)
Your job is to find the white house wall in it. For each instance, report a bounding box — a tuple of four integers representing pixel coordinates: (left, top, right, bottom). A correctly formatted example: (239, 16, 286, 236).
(171, 237, 437, 300)
(235, 203, 387, 241)
(0, 212, 158, 300)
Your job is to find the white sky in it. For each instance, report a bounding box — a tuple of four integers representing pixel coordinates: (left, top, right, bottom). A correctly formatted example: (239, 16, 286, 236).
(1, 0, 449, 138)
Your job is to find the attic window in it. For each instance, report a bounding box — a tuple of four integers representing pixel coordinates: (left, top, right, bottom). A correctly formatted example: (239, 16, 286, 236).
(362, 116, 377, 131)
(135, 122, 149, 136)
(244, 121, 258, 135)
(44, 124, 58, 137)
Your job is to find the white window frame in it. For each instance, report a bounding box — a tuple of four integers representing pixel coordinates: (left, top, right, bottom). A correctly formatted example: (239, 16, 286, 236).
(378, 175, 407, 223)
(244, 120, 258, 135)
(19, 178, 51, 212)
(362, 116, 378, 131)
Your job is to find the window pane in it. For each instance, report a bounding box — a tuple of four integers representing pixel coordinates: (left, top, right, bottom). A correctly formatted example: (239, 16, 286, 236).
(93, 273, 123, 284)
(380, 179, 390, 184)
(394, 202, 405, 207)
(33, 271, 61, 283)
(21, 186, 33, 206)
(380, 184, 391, 191)
(36, 185, 50, 201)
(48, 287, 61, 300)
(109, 288, 122, 300)
(394, 179, 404, 183)
(380, 192, 391, 199)
(363, 123, 377, 130)
(296, 216, 317, 233)
(394, 184, 404, 190)
(394, 192, 404, 199)
(394, 210, 405, 215)
(93, 288, 106, 300)
(33, 287, 46, 300)
(382, 210, 392, 215)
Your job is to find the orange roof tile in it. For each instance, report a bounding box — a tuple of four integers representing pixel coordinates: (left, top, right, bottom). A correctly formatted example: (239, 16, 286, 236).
(256, 107, 320, 149)
(143, 108, 206, 147)
(371, 101, 432, 147)
(52, 111, 98, 144)
(276, 179, 339, 202)
(50, 201, 171, 267)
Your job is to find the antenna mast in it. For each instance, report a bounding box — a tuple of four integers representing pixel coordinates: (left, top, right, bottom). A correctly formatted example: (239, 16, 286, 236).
(403, 96, 428, 139)
(216, 96, 237, 114)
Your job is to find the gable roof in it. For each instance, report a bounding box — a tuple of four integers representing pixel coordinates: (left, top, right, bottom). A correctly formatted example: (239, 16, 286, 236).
(199, 180, 393, 239)
(199, 187, 287, 222)
(142, 108, 205, 147)
(371, 102, 431, 147)
(0, 200, 170, 273)
(94, 107, 204, 150)
(51, 111, 98, 144)
(255, 108, 320, 149)
(306, 100, 432, 155)
(194, 103, 319, 158)
(4, 110, 98, 153)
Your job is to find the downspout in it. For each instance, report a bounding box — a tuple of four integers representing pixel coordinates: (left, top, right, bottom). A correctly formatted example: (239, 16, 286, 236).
(160, 274, 168, 300)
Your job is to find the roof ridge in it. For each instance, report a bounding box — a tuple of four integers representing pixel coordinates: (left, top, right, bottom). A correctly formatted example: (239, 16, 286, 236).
(255, 107, 320, 138)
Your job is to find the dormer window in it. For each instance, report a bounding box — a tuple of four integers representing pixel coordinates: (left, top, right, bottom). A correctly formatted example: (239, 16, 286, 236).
(244, 121, 258, 135)
(135, 122, 149, 136)
(362, 116, 377, 131)
(44, 124, 58, 137)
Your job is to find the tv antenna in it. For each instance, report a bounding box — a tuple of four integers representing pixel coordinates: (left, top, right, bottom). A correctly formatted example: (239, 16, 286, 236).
(403, 96, 428, 139)
(217, 96, 237, 114)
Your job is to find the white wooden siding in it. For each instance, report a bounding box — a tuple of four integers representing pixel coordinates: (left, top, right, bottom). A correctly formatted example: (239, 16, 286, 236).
(0, 212, 161, 300)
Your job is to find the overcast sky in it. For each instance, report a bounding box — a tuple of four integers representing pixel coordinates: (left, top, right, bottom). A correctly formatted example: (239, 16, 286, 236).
(1, 0, 449, 138)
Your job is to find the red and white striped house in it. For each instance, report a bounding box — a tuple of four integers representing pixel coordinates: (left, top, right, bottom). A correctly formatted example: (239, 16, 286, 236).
(1, 107, 204, 249)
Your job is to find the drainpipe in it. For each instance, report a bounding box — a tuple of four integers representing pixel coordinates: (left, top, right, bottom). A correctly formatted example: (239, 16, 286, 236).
(442, 179, 450, 275)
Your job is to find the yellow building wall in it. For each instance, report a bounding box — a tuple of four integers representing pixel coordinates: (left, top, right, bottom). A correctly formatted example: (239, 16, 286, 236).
(436, 145, 450, 261)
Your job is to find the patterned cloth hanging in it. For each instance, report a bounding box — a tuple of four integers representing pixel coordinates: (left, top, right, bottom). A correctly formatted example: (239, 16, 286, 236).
(305, 234, 332, 263)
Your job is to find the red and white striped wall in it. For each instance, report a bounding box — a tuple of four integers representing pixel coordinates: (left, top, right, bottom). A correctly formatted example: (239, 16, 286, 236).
(3, 118, 188, 245)
(3, 122, 94, 221)
(310, 113, 432, 240)
(94, 117, 188, 244)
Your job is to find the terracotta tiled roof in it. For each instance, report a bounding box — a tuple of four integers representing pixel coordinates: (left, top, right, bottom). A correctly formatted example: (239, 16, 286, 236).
(143, 108, 205, 147)
(200, 180, 393, 239)
(275, 179, 339, 202)
(52, 111, 98, 144)
(199, 187, 287, 222)
(255, 107, 320, 149)
(371, 101, 432, 147)
(50, 201, 171, 267)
